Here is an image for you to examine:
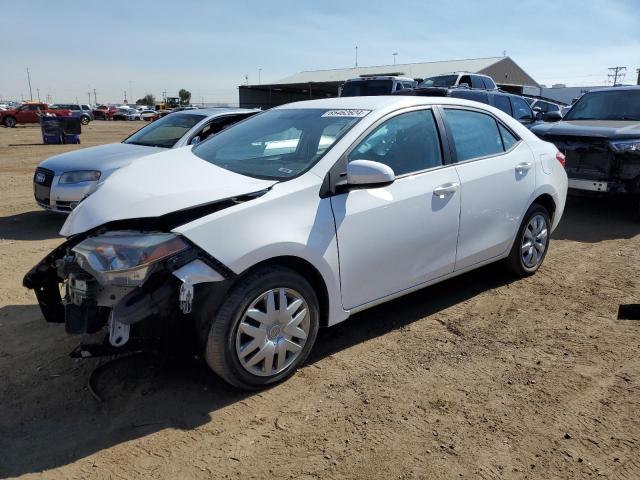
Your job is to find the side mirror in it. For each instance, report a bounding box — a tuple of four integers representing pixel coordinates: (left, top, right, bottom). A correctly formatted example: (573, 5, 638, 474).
(347, 160, 395, 188)
(543, 111, 562, 122)
(190, 135, 201, 145)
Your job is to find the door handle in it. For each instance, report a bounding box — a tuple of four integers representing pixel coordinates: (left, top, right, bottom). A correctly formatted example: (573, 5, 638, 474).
(516, 162, 532, 172)
(433, 182, 459, 197)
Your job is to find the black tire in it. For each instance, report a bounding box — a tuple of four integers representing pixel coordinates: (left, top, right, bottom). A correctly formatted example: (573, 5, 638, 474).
(202, 266, 320, 389)
(503, 203, 551, 277)
(3, 116, 16, 128)
(80, 115, 90, 125)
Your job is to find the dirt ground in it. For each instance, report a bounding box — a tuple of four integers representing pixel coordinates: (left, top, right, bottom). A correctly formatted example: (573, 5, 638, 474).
(0, 122, 639, 480)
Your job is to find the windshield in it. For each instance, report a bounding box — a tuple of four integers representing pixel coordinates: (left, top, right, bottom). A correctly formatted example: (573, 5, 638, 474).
(341, 80, 393, 97)
(123, 113, 206, 148)
(192, 108, 367, 180)
(419, 75, 458, 88)
(564, 89, 640, 121)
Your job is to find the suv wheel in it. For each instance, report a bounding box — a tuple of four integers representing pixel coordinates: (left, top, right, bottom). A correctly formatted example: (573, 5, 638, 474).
(3, 116, 16, 128)
(203, 267, 320, 389)
(80, 115, 90, 125)
(504, 203, 551, 277)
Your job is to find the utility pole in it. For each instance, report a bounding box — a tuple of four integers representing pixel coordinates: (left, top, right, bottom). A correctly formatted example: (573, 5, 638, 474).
(26, 68, 33, 100)
(93, 88, 97, 104)
(88, 91, 91, 104)
(258, 68, 262, 84)
(37, 88, 41, 102)
(124, 90, 127, 103)
(392, 52, 398, 65)
(607, 66, 626, 86)
(355, 46, 358, 68)
(245, 74, 249, 85)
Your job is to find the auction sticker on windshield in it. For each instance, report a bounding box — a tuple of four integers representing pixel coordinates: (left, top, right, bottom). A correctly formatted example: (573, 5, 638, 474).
(321, 109, 370, 118)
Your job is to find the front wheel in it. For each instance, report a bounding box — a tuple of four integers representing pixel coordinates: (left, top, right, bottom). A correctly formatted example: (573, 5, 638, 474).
(80, 116, 90, 125)
(3, 116, 16, 128)
(203, 267, 320, 389)
(503, 204, 551, 277)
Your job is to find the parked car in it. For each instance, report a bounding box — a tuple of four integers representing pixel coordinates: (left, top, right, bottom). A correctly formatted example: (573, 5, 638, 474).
(418, 72, 498, 90)
(531, 86, 640, 206)
(32, 108, 258, 213)
(50, 104, 92, 125)
(25, 96, 567, 389)
(340, 76, 418, 96)
(81, 104, 95, 122)
(113, 106, 142, 121)
(139, 109, 159, 121)
(397, 86, 546, 129)
(93, 105, 118, 120)
(528, 99, 563, 116)
(0, 102, 72, 127)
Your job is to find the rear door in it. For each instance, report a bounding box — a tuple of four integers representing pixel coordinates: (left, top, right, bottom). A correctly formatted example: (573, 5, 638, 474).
(441, 107, 535, 270)
(331, 108, 461, 309)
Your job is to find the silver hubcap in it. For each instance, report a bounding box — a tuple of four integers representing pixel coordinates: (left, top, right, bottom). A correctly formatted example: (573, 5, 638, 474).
(521, 214, 548, 269)
(235, 288, 310, 377)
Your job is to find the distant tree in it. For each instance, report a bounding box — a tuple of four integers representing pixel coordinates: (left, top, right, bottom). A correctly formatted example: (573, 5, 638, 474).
(178, 89, 191, 105)
(136, 94, 156, 107)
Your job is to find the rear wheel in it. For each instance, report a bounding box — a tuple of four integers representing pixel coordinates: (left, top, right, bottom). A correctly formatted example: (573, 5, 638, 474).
(203, 267, 320, 389)
(80, 115, 90, 125)
(504, 204, 551, 277)
(3, 116, 16, 128)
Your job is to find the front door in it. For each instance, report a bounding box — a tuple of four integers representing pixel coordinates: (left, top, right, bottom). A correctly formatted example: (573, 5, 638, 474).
(331, 108, 461, 310)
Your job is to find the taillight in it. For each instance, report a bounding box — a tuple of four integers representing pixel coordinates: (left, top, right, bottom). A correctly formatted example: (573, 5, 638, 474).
(555, 151, 566, 167)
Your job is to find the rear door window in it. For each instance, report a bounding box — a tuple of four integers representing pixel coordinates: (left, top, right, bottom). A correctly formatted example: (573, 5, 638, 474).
(444, 109, 504, 162)
(498, 124, 519, 150)
(493, 95, 512, 115)
(510, 97, 534, 122)
(470, 75, 486, 89)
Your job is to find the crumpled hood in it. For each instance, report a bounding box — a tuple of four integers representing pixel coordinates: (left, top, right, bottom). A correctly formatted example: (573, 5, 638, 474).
(39, 142, 162, 173)
(531, 119, 640, 140)
(60, 148, 277, 236)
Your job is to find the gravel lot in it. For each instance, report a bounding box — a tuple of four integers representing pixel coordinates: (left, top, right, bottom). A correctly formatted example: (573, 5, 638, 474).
(0, 122, 638, 479)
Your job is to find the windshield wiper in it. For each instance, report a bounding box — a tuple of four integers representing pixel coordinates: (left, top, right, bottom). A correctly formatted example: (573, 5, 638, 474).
(125, 141, 171, 148)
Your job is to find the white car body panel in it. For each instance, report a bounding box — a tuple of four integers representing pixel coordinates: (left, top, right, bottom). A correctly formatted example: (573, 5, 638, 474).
(60, 148, 276, 236)
(331, 166, 461, 309)
(60, 96, 568, 328)
(453, 141, 536, 270)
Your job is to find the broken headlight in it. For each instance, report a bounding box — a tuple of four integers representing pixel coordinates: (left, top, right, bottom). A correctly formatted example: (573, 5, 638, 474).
(610, 140, 640, 153)
(72, 231, 188, 286)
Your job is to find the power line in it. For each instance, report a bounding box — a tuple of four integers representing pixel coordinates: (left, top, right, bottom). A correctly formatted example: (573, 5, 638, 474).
(607, 66, 626, 86)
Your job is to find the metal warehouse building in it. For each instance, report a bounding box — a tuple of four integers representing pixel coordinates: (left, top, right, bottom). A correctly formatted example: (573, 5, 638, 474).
(239, 56, 539, 109)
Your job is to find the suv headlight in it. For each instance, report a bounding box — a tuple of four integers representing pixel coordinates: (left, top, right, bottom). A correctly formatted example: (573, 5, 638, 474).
(72, 231, 188, 285)
(60, 170, 101, 184)
(610, 140, 640, 153)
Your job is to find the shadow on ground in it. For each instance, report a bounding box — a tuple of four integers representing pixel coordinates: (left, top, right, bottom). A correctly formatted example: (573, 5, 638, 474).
(0, 210, 65, 241)
(553, 195, 639, 242)
(0, 265, 511, 478)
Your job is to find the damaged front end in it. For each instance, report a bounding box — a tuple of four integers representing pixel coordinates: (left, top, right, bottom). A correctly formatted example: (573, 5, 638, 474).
(23, 229, 233, 358)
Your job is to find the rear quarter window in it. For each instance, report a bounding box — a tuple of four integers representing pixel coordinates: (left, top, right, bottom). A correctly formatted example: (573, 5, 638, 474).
(444, 108, 505, 161)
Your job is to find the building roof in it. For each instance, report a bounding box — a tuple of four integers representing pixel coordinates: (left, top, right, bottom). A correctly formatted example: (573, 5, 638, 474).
(274, 56, 511, 84)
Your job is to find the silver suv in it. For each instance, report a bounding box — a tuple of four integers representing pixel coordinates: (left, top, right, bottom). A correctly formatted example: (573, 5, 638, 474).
(419, 72, 497, 90)
(340, 76, 417, 96)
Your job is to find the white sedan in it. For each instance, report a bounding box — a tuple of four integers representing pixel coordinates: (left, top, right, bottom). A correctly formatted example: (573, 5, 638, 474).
(25, 96, 567, 389)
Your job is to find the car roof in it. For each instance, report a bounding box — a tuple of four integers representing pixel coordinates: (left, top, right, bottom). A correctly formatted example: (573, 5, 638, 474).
(175, 107, 257, 117)
(587, 85, 640, 93)
(276, 95, 505, 111)
(345, 76, 416, 82)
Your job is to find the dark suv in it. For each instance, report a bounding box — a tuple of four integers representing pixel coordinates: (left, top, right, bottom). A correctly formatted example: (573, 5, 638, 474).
(418, 72, 497, 90)
(397, 87, 545, 129)
(531, 86, 640, 205)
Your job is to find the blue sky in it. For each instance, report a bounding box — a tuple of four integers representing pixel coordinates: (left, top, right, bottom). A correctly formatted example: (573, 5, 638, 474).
(1, 0, 638, 104)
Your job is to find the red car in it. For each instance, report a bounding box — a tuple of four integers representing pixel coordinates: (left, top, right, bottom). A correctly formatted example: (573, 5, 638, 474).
(0, 102, 72, 128)
(92, 105, 118, 120)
